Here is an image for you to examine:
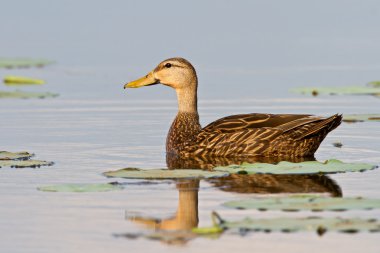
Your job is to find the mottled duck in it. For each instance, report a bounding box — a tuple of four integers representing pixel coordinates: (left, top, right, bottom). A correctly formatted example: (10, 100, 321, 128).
(124, 58, 341, 158)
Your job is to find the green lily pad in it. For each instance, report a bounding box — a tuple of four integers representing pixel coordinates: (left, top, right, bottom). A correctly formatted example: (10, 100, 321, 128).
(192, 226, 224, 235)
(0, 151, 33, 160)
(213, 214, 380, 234)
(0, 58, 54, 68)
(343, 114, 380, 123)
(37, 183, 123, 192)
(223, 196, 380, 211)
(103, 168, 229, 180)
(214, 159, 376, 175)
(0, 90, 59, 99)
(367, 81, 380, 87)
(292, 86, 380, 96)
(0, 151, 53, 168)
(4, 75, 45, 85)
(0, 159, 54, 168)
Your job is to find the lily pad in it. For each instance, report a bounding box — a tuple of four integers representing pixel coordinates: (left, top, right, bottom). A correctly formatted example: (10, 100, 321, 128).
(292, 86, 380, 96)
(103, 168, 229, 180)
(212, 213, 380, 234)
(37, 182, 123, 192)
(192, 226, 224, 235)
(367, 81, 380, 87)
(4, 75, 45, 85)
(0, 90, 58, 99)
(343, 114, 380, 123)
(214, 159, 376, 175)
(0, 58, 53, 68)
(0, 150, 53, 168)
(0, 159, 54, 168)
(223, 196, 380, 211)
(0, 151, 33, 160)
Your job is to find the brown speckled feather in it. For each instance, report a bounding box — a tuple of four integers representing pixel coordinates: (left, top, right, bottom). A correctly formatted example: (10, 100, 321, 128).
(168, 113, 342, 158)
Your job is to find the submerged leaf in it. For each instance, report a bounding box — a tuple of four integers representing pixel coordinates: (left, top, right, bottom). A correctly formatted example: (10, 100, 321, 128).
(103, 168, 229, 180)
(332, 142, 343, 148)
(0, 151, 33, 160)
(0, 159, 54, 168)
(223, 196, 380, 211)
(37, 183, 123, 192)
(214, 159, 377, 175)
(4, 75, 45, 85)
(0, 90, 58, 99)
(0, 58, 54, 68)
(343, 114, 380, 123)
(292, 86, 380, 96)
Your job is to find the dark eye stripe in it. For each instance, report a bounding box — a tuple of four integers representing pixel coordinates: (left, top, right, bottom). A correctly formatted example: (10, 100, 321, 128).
(167, 63, 184, 69)
(154, 63, 184, 72)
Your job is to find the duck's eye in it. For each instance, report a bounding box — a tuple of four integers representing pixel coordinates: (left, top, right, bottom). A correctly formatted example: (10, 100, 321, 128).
(165, 63, 172, 68)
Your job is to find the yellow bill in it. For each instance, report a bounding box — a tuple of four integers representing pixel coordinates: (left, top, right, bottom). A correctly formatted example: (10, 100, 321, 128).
(124, 71, 158, 89)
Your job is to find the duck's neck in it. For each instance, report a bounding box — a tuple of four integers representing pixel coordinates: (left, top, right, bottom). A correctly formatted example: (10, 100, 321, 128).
(166, 85, 201, 154)
(175, 85, 198, 114)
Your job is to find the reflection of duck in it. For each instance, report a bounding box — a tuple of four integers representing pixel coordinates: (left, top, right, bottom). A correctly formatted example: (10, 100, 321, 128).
(124, 57, 341, 158)
(128, 155, 341, 233)
(208, 174, 341, 196)
(127, 180, 199, 245)
(126, 152, 342, 245)
(127, 174, 341, 244)
(129, 180, 199, 231)
(167, 154, 342, 197)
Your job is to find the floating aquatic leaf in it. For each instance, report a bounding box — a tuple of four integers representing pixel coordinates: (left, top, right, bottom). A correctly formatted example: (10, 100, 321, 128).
(0, 151, 33, 160)
(367, 81, 380, 87)
(37, 182, 123, 192)
(0, 58, 54, 68)
(223, 196, 380, 211)
(211, 213, 380, 234)
(192, 226, 224, 235)
(4, 75, 45, 85)
(343, 114, 380, 123)
(292, 86, 380, 96)
(0, 90, 58, 99)
(0, 159, 54, 168)
(103, 168, 229, 180)
(0, 151, 53, 168)
(214, 159, 376, 175)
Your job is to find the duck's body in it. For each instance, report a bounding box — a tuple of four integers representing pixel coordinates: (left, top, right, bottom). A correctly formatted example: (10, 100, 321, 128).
(125, 58, 341, 158)
(167, 111, 341, 158)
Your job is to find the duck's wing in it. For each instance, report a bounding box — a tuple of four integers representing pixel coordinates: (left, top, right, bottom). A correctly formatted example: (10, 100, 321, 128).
(201, 113, 322, 134)
(192, 113, 342, 157)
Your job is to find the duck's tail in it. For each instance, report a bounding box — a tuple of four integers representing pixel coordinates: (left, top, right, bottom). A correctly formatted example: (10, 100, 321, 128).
(295, 114, 342, 140)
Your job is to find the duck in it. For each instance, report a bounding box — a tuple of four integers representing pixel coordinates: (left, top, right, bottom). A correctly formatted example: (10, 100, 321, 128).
(124, 57, 342, 158)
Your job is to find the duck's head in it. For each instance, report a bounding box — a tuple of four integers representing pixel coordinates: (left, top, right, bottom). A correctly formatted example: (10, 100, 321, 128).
(124, 57, 197, 91)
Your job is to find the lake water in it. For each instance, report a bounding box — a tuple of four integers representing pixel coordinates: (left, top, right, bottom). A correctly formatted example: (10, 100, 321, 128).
(1, 1, 380, 252)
